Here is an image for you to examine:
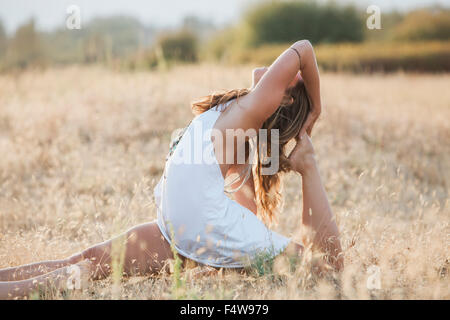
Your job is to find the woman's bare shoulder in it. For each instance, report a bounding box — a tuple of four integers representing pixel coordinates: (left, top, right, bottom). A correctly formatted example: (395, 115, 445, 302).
(215, 95, 262, 134)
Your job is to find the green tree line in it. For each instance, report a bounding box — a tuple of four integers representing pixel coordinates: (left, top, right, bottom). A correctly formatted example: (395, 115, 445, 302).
(0, 1, 449, 72)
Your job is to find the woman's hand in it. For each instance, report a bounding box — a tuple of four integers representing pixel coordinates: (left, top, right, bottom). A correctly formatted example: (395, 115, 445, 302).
(251, 67, 269, 89)
(288, 133, 316, 175)
(300, 102, 321, 137)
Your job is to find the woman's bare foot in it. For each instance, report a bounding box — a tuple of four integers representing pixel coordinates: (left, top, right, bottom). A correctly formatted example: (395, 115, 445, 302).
(60, 259, 92, 292)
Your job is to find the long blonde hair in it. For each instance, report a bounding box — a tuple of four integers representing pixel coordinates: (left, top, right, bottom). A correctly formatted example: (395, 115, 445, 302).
(191, 81, 311, 224)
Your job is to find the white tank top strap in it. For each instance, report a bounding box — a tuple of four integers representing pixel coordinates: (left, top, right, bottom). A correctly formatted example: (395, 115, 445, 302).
(224, 163, 252, 194)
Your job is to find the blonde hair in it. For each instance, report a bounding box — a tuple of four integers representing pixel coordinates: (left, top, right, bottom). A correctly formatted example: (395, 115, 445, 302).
(191, 81, 311, 224)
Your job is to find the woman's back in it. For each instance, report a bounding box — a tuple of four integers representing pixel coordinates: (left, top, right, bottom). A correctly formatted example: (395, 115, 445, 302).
(154, 102, 290, 268)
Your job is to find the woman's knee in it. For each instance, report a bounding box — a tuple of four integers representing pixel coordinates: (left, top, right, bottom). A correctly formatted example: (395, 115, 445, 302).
(123, 222, 173, 274)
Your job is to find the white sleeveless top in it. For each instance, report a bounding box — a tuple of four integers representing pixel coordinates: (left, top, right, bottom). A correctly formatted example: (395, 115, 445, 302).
(154, 101, 290, 268)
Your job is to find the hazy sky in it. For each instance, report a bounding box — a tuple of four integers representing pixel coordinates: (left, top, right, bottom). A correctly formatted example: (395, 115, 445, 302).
(1, 0, 449, 34)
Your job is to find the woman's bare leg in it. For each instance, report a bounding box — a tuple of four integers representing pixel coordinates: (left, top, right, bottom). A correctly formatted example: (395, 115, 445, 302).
(0, 260, 91, 299)
(0, 221, 174, 298)
(288, 134, 343, 271)
(0, 260, 73, 281)
(72, 221, 175, 279)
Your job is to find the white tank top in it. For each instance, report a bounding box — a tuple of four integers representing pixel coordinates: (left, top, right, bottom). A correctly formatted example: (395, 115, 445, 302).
(154, 101, 290, 268)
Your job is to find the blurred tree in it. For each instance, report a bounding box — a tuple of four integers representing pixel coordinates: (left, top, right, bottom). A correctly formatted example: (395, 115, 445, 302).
(182, 16, 216, 41)
(86, 16, 153, 57)
(41, 28, 84, 64)
(243, 0, 364, 47)
(157, 30, 198, 62)
(394, 8, 450, 41)
(5, 19, 45, 69)
(82, 33, 107, 63)
(203, 26, 242, 61)
(0, 20, 6, 59)
(364, 11, 404, 42)
(40, 16, 155, 66)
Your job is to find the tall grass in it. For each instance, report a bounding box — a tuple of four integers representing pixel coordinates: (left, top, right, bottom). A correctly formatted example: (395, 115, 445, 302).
(0, 65, 448, 299)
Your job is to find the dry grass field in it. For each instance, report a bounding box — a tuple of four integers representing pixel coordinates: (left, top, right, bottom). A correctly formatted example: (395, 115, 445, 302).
(0, 65, 448, 299)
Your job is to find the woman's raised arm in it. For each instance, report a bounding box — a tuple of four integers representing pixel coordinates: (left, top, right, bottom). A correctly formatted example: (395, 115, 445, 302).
(247, 40, 321, 130)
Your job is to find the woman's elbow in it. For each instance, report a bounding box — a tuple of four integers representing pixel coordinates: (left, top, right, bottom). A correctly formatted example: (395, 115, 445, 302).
(291, 40, 313, 67)
(293, 39, 313, 50)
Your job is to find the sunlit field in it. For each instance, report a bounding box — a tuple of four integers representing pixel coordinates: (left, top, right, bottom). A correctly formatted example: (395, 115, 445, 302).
(0, 65, 448, 299)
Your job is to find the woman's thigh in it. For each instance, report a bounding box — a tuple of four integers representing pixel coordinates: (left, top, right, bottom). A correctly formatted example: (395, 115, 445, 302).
(121, 221, 175, 275)
(74, 221, 175, 277)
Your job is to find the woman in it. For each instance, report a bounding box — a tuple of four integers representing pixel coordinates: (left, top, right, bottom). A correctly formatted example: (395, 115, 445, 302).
(0, 40, 343, 299)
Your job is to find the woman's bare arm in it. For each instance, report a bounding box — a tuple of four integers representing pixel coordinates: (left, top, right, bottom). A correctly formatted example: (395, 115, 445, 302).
(246, 40, 321, 126)
(289, 135, 343, 271)
(295, 42, 321, 136)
